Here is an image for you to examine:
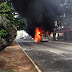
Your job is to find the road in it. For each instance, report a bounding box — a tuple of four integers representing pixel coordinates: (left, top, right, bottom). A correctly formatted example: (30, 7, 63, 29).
(16, 39, 72, 72)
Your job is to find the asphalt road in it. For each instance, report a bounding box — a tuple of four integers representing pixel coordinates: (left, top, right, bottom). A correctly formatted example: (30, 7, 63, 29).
(16, 39, 72, 72)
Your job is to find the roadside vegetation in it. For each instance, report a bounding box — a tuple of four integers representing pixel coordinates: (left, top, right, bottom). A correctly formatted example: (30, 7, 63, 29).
(0, 2, 25, 29)
(2, 70, 15, 72)
(0, 2, 25, 38)
(0, 28, 8, 39)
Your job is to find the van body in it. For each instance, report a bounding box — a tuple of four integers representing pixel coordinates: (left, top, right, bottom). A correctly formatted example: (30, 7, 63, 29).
(41, 34, 49, 42)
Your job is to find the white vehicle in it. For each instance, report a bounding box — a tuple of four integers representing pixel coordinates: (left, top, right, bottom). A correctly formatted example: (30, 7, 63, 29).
(41, 34, 49, 42)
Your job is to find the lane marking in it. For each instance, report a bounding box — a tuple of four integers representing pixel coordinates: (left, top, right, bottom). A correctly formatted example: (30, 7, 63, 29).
(16, 41, 35, 43)
(17, 42, 41, 72)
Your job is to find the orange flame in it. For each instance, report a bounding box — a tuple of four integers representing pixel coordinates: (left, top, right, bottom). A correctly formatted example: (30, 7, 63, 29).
(34, 27, 42, 42)
(47, 31, 50, 34)
(47, 31, 49, 34)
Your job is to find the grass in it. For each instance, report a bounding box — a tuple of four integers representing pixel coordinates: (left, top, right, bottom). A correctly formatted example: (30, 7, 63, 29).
(2, 70, 15, 72)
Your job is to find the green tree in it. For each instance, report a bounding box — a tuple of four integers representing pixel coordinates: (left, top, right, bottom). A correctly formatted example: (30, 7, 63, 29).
(14, 18, 25, 30)
(0, 28, 8, 39)
(0, 2, 14, 24)
(0, 2, 25, 30)
(0, 2, 14, 38)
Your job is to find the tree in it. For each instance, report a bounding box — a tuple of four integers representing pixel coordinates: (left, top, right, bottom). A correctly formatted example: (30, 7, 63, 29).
(60, 0, 72, 16)
(0, 2, 14, 38)
(0, 28, 8, 39)
(0, 2, 14, 23)
(14, 18, 25, 30)
(0, 2, 25, 30)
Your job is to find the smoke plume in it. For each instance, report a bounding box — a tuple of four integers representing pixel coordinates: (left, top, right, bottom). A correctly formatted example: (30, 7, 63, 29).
(11, 0, 64, 37)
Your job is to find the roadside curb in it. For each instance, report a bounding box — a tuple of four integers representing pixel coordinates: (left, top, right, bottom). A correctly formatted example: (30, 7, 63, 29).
(16, 42, 41, 72)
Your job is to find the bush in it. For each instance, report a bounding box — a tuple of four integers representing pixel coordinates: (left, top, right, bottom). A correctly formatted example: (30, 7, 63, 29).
(0, 28, 8, 38)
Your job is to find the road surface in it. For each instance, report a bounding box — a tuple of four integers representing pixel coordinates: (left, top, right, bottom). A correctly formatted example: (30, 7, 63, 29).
(16, 39, 72, 72)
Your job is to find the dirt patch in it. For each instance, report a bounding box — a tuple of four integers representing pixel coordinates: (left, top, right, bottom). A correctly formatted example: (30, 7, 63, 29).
(0, 42, 38, 72)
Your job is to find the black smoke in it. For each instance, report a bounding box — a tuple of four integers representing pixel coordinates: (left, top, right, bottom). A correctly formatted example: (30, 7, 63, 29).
(11, 0, 64, 37)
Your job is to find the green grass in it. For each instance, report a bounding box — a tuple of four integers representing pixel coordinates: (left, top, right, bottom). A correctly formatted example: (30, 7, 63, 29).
(2, 70, 15, 72)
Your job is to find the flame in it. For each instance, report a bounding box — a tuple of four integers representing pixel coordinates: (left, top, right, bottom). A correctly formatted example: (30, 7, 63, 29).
(34, 27, 42, 42)
(47, 31, 50, 34)
(47, 31, 49, 34)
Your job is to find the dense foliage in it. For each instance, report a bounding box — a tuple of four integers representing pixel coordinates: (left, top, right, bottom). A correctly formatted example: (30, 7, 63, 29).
(0, 2, 14, 22)
(0, 2, 25, 38)
(0, 2, 13, 38)
(14, 18, 25, 30)
(0, 2, 25, 30)
(0, 28, 8, 38)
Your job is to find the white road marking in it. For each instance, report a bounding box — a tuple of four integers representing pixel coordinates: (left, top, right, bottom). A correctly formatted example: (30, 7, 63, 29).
(17, 42, 41, 72)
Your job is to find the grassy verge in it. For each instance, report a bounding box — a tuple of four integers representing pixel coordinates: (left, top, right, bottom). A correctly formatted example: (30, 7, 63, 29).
(2, 70, 15, 72)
